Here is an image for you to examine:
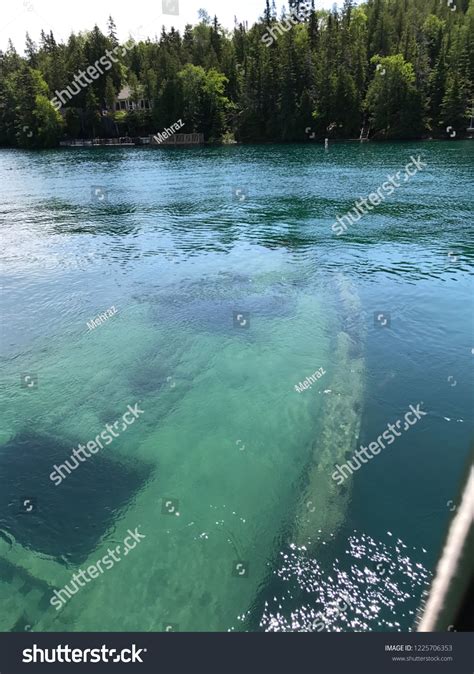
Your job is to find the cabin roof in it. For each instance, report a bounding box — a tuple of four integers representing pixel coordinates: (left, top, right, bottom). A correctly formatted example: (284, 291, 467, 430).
(116, 85, 132, 100)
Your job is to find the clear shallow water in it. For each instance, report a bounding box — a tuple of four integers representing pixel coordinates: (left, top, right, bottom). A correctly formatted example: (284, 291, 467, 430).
(0, 141, 472, 632)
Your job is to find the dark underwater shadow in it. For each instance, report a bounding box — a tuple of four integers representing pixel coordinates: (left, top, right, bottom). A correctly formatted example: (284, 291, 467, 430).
(0, 430, 153, 566)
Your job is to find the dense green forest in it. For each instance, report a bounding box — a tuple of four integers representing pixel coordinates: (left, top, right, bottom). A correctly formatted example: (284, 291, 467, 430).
(0, 0, 473, 147)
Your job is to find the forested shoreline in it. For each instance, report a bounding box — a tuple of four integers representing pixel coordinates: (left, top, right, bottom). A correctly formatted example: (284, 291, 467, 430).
(0, 0, 473, 148)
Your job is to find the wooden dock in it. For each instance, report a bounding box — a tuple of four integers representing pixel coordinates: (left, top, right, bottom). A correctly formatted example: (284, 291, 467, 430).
(150, 133, 204, 146)
(60, 137, 136, 147)
(59, 134, 204, 147)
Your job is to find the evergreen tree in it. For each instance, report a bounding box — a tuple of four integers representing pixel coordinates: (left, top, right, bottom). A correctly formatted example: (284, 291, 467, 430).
(365, 54, 425, 138)
(0, 0, 472, 146)
(107, 16, 119, 46)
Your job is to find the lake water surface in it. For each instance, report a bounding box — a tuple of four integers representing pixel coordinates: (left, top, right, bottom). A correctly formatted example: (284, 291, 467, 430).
(0, 141, 472, 632)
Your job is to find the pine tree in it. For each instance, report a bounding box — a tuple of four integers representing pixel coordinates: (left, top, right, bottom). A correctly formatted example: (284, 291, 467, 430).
(0, 0, 472, 146)
(107, 16, 119, 46)
(25, 33, 38, 67)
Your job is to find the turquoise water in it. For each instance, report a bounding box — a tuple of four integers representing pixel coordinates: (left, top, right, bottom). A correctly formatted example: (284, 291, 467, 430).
(0, 141, 472, 632)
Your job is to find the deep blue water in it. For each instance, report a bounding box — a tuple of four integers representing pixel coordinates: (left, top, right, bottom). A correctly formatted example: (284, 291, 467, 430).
(0, 141, 472, 632)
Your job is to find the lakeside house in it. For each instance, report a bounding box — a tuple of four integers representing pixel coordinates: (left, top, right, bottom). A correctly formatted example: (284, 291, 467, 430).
(114, 85, 150, 112)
